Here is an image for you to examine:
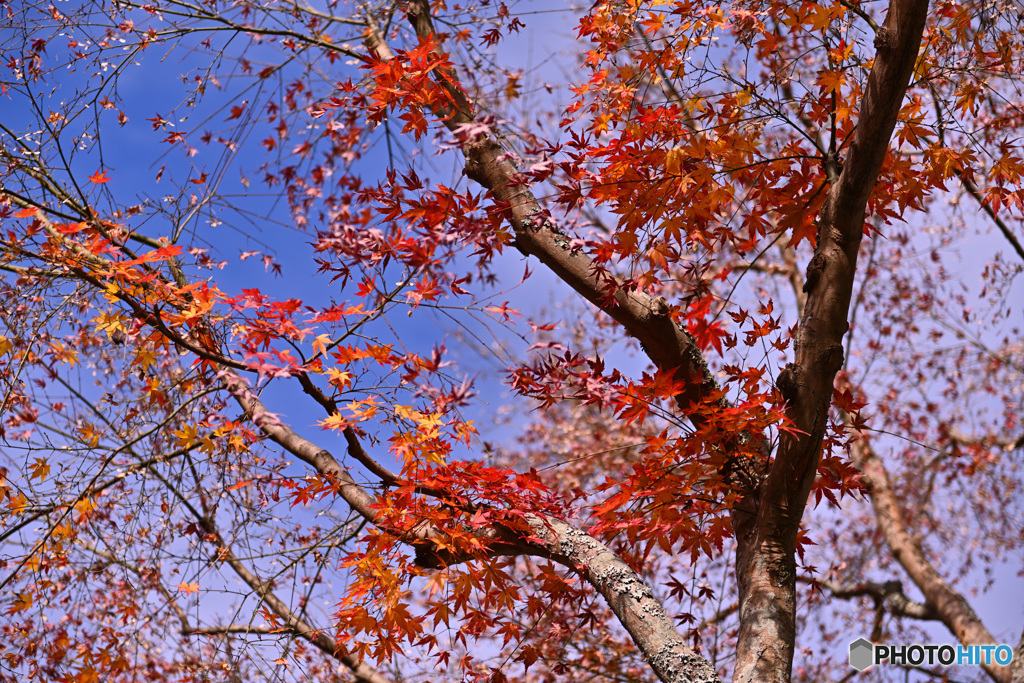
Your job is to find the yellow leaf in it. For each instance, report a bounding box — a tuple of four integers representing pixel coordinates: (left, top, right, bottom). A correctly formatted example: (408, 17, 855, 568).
(173, 424, 199, 448)
(93, 312, 129, 340)
(0, 335, 13, 357)
(319, 413, 348, 431)
(103, 281, 120, 302)
(28, 458, 50, 483)
(6, 592, 32, 615)
(133, 346, 159, 371)
(343, 397, 379, 422)
(51, 522, 74, 540)
(311, 333, 332, 356)
(74, 497, 96, 517)
(5, 491, 28, 513)
(417, 411, 444, 432)
(504, 72, 521, 100)
(49, 341, 79, 367)
(665, 146, 686, 175)
(327, 368, 352, 390)
(77, 422, 102, 447)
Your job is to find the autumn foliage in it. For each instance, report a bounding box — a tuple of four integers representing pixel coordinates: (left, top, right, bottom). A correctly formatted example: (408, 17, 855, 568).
(1, 0, 1023, 682)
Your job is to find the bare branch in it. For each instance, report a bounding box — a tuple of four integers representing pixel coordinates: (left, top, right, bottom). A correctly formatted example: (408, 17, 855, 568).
(850, 434, 1011, 683)
(956, 171, 1024, 264)
(184, 625, 275, 636)
(147, 462, 394, 683)
(810, 576, 938, 621)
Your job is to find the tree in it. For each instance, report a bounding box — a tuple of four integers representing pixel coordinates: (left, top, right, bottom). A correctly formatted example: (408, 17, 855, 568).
(0, 0, 1022, 681)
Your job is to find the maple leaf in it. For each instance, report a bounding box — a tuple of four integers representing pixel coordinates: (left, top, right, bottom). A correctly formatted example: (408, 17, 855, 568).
(832, 387, 867, 414)
(816, 69, 846, 95)
(311, 333, 332, 356)
(176, 582, 201, 595)
(5, 491, 28, 513)
(88, 170, 111, 184)
(319, 413, 348, 431)
(5, 592, 32, 615)
(484, 302, 520, 321)
(806, 3, 836, 32)
(28, 458, 49, 483)
(226, 101, 247, 120)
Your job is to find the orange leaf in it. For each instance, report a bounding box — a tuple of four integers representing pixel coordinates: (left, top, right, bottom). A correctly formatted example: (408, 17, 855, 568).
(5, 592, 32, 615)
(28, 457, 50, 483)
(88, 170, 111, 184)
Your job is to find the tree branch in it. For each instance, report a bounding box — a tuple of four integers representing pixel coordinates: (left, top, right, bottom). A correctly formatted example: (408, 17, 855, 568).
(811, 576, 938, 621)
(850, 434, 1012, 683)
(146, 461, 395, 683)
(385, 0, 721, 416)
(225, 369, 722, 683)
(1011, 628, 1024, 683)
(955, 171, 1024, 264)
(733, 2, 930, 681)
(184, 625, 276, 636)
(524, 516, 722, 683)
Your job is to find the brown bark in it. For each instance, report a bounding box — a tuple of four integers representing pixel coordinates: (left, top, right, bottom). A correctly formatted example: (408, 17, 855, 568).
(527, 517, 722, 683)
(815, 577, 939, 621)
(1012, 630, 1024, 683)
(732, 1, 929, 681)
(852, 438, 1013, 683)
(228, 369, 723, 683)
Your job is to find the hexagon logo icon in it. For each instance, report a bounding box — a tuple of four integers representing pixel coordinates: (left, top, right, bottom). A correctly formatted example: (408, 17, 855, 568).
(849, 638, 874, 671)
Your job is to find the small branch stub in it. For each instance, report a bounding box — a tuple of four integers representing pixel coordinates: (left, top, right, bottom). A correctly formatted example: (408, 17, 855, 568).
(776, 363, 799, 405)
(802, 252, 826, 294)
